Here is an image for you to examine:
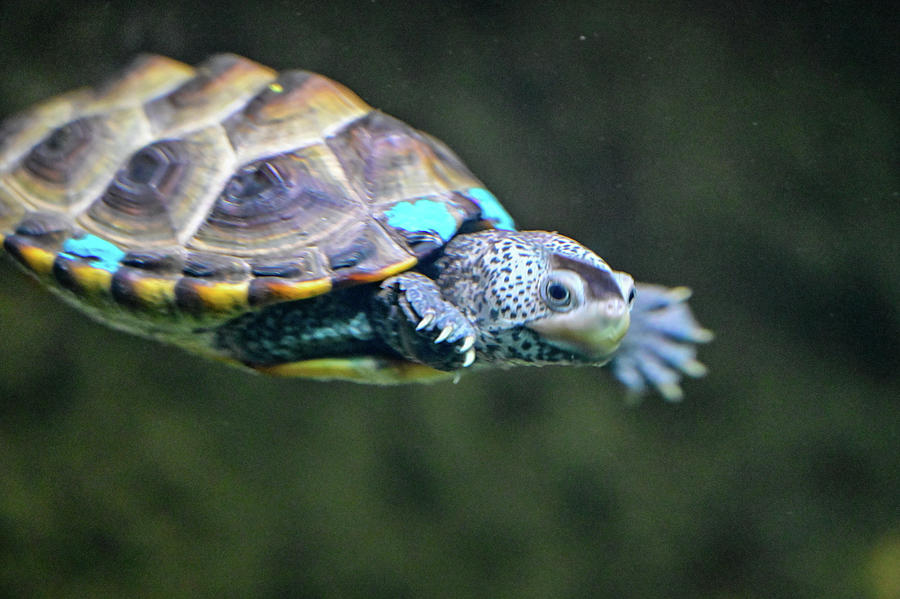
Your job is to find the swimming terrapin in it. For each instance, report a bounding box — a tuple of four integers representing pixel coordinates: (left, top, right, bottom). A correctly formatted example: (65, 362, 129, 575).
(0, 54, 711, 400)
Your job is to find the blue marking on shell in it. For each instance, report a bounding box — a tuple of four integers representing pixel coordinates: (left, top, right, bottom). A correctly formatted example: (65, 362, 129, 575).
(61, 234, 126, 273)
(466, 187, 516, 231)
(385, 199, 458, 242)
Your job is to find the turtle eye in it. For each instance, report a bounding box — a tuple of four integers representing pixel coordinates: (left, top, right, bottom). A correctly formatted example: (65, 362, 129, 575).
(627, 287, 636, 306)
(543, 279, 573, 311)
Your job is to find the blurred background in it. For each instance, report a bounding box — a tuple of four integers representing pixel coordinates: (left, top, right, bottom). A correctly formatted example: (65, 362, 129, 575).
(0, 1, 897, 598)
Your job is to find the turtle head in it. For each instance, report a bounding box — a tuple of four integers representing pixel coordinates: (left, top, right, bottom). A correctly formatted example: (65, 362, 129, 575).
(525, 249, 635, 361)
(464, 231, 635, 365)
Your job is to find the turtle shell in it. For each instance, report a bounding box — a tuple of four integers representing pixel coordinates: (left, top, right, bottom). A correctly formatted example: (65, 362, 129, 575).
(0, 54, 515, 324)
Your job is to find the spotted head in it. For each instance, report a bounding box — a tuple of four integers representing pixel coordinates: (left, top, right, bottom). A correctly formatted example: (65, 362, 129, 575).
(446, 230, 635, 366)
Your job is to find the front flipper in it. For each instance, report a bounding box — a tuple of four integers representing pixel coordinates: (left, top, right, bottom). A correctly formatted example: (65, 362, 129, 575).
(610, 283, 713, 401)
(373, 272, 477, 371)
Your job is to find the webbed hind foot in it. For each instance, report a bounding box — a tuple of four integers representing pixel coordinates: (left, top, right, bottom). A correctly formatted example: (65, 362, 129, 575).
(610, 283, 713, 401)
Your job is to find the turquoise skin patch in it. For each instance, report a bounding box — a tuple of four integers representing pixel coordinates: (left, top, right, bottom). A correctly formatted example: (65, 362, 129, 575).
(385, 199, 459, 242)
(61, 234, 126, 273)
(466, 187, 516, 231)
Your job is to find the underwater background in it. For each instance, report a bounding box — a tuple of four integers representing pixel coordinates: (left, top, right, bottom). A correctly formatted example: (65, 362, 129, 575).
(0, 1, 897, 598)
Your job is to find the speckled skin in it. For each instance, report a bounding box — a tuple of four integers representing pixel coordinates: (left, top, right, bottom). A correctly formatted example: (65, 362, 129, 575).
(214, 229, 630, 372)
(434, 230, 624, 361)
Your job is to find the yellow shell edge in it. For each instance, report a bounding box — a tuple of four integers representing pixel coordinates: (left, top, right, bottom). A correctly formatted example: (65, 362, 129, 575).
(257, 356, 452, 384)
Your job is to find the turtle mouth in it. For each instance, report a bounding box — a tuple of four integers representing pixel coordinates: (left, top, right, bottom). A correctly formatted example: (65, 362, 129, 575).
(526, 297, 631, 360)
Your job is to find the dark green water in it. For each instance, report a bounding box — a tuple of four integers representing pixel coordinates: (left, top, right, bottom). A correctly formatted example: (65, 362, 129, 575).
(1, 2, 897, 598)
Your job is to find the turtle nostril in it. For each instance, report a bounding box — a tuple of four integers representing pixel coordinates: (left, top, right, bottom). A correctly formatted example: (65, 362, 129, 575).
(605, 298, 626, 317)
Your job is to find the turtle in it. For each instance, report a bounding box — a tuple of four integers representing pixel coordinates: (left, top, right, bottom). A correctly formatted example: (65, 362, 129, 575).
(0, 53, 712, 400)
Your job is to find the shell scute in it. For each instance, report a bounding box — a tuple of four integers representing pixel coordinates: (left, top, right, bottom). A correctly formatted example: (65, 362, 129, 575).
(3, 211, 75, 275)
(246, 248, 333, 306)
(90, 54, 194, 113)
(327, 111, 482, 206)
(224, 70, 371, 163)
(111, 267, 178, 311)
(248, 276, 333, 306)
(144, 53, 275, 137)
(78, 125, 236, 248)
(52, 253, 114, 297)
(174, 277, 250, 315)
(4, 234, 59, 275)
(182, 251, 249, 281)
(321, 220, 416, 286)
(0, 89, 92, 173)
(250, 260, 307, 278)
(4, 107, 153, 214)
(13, 210, 72, 239)
(187, 143, 361, 257)
(0, 56, 189, 174)
(121, 248, 185, 273)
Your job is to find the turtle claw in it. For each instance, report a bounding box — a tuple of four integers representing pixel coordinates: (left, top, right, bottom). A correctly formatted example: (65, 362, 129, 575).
(610, 282, 712, 400)
(458, 334, 476, 353)
(377, 272, 479, 370)
(434, 324, 453, 344)
(416, 311, 435, 330)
